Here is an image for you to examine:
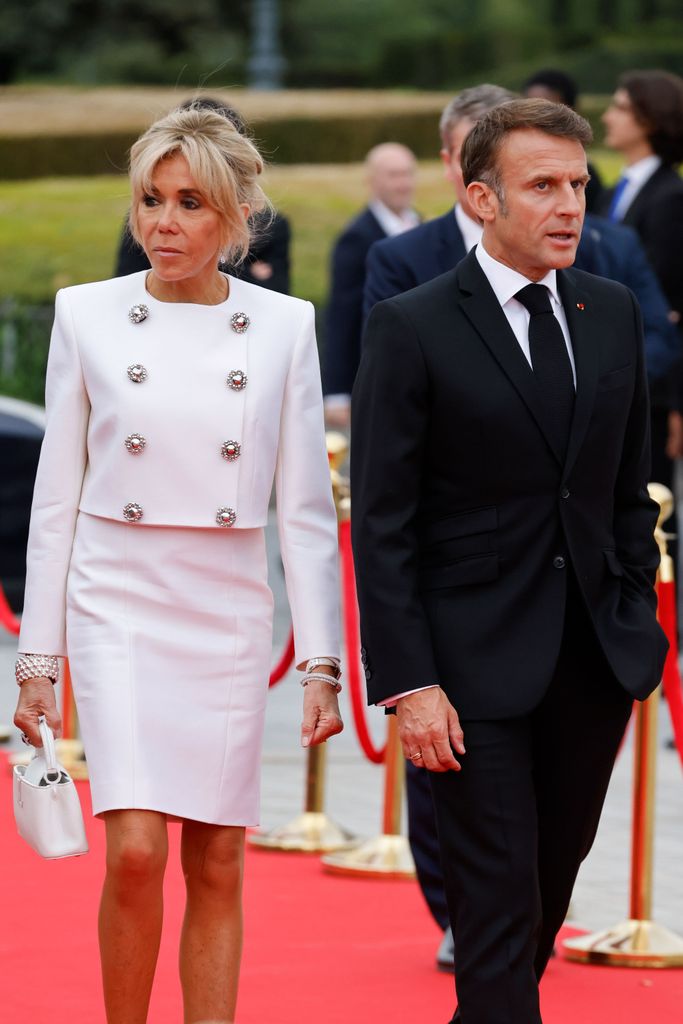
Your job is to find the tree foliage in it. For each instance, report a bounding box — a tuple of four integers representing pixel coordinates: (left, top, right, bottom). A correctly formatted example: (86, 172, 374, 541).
(1, 0, 681, 88)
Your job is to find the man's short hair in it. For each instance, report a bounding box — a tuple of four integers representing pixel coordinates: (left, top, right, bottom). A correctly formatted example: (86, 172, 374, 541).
(461, 98, 592, 196)
(620, 70, 683, 166)
(439, 84, 517, 149)
(523, 69, 578, 109)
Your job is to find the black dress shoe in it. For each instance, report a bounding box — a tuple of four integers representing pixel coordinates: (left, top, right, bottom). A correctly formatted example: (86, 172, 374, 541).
(436, 925, 455, 972)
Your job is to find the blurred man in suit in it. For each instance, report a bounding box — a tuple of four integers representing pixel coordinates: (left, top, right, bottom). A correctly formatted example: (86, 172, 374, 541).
(352, 98, 667, 1024)
(601, 71, 683, 500)
(522, 68, 604, 212)
(323, 142, 418, 428)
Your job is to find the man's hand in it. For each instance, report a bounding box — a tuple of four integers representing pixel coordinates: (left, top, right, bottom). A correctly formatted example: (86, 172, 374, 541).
(396, 687, 465, 772)
(301, 681, 344, 748)
(666, 410, 683, 460)
(14, 678, 62, 747)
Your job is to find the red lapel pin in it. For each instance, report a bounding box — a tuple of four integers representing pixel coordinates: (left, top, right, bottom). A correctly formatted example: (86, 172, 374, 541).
(576, 302, 585, 311)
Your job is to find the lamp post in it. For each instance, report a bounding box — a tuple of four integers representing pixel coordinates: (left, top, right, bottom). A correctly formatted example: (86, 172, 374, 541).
(247, 0, 285, 90)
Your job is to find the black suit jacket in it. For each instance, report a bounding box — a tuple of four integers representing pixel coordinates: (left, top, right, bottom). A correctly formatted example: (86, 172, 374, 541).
(323, 207, 387, 396)
(351, 250, 667, 718)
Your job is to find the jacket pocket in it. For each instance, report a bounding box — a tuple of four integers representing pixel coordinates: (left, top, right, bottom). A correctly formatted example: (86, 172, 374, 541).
(604, 548, 624, 576)
(421, 505, 498, 547)
(597, 365, 632, 392)
(418, 552, 499, 590)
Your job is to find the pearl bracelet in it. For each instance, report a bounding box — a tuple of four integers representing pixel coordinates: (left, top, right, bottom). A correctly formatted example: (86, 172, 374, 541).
(305, 657, 341, 679)
(301, 672, 342, 694)
(15, 653, 59, 686)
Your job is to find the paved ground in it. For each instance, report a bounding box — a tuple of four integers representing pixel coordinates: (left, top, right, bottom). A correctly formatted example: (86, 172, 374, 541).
(2, 510, 682, 940)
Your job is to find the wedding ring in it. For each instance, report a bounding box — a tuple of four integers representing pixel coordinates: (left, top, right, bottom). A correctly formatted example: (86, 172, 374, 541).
(410, 751, 423, 761)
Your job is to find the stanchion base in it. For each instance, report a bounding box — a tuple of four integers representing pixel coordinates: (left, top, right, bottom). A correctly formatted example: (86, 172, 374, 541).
(7, 739, 89, 780)
(248, 812, 359, 853)
(321, 833, 416, 879)
(563, 919, 683, 967)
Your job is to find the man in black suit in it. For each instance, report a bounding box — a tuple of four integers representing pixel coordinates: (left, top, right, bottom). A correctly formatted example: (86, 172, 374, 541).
(601, 70, 683, 497)
(351, 99, 667, 1023)
(323, 143, 418, 428)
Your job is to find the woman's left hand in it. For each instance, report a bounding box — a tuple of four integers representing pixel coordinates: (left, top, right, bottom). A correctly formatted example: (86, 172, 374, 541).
(301, 680, 343, 747)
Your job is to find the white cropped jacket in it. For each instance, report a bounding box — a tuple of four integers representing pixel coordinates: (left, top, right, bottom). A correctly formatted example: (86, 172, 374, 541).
(19, 271, 340, 662)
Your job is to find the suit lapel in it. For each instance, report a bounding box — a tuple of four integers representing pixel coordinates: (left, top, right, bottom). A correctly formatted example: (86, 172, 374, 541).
(456, 251, 565, 465)
(558, 270, 598, 477)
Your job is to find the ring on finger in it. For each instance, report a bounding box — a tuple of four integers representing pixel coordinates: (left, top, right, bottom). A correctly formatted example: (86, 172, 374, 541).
(20, 732, 31, 746)
(410, 750, 423, 761)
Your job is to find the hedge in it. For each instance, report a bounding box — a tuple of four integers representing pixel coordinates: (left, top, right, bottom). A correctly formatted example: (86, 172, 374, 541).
(0, 103, 613, 180)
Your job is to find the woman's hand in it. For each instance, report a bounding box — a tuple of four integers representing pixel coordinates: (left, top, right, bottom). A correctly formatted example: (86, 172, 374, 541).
(301, 679, 343, 747)
(14, 678, 62, 747)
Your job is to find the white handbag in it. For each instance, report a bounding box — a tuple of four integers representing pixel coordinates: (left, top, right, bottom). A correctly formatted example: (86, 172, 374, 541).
(13, 715, 89, 859)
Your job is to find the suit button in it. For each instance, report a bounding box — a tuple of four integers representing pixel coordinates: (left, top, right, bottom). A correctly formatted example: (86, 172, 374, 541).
(560, 487, 570, 499)
(365, 668, 373, 681)
(216, 507, 237, 528)
(227, 369, 248, 391)
(123, 501, 143, 523)
(553, 555, 566, 570)
(125, 432, 146, 454)
(221, 440, 241, 461)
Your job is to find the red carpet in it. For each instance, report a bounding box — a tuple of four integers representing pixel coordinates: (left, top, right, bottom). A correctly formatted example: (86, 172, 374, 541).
(1, 756, 682, 1023)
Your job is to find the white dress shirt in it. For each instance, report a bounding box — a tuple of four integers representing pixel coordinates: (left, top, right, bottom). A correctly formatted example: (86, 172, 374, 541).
(378, 241, 576, 707)
(610, 154, 662, 222)
(368, 199, 420, 237)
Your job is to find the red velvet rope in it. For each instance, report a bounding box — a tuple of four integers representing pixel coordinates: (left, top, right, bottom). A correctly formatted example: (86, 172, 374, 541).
(656, 578, 683, 771)
(269, 627, 295, 688)
(339, 518, 386, 764)
(0, 583, 20, 636)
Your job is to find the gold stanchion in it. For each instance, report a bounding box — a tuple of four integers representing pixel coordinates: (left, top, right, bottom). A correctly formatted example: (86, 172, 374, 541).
(249, 431, 358, 853)
(321, 716, 416, 878)
(564, 483, 683, 967)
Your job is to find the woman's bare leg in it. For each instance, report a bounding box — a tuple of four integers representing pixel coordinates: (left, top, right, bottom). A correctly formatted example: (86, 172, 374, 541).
(179, 821, 245, 1024)
(99, 810, 169, 1024)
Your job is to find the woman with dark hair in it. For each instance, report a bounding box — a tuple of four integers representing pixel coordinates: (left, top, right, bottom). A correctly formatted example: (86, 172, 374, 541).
(602, 69, 683, 498)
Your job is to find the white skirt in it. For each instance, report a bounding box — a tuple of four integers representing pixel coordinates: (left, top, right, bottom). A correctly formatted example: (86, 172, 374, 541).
(66, 512, 274, 825)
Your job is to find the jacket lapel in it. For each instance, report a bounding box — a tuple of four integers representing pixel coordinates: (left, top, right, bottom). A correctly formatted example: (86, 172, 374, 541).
(558, 270, 598, 477)
(456, 251, 565, 465)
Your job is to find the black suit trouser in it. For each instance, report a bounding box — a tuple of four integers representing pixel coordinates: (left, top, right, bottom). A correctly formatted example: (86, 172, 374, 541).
(429, 583, 633, 1024)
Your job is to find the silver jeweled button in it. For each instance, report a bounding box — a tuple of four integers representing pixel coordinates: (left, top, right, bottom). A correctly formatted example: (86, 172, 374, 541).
(221, 440, 241, 461)
(230, 311, 250, 334)
(227, 369, 248, 391)
(216, 507, 237, 528)
(125, 433, 146, 455)
(128, 304, 150, 324)
(127, 364, 148, 383)
(123, 501, 144, 522)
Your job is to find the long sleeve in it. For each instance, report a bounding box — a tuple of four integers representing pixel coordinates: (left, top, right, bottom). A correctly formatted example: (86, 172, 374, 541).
(275, 302, 340, 666)
(18, 289, 90, 656)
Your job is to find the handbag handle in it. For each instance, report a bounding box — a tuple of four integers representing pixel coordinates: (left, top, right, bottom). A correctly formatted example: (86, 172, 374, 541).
(37, 714, 61, 783)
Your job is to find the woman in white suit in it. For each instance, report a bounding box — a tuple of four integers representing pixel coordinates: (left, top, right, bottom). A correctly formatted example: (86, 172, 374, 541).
(14, 106, 342, 1024)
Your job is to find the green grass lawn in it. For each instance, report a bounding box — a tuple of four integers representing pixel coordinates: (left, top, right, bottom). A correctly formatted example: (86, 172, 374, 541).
(0, 151, 623, 307)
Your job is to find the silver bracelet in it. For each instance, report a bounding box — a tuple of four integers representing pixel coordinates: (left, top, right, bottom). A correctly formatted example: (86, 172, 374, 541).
(305, 657, 341, 679)
(15, 654, 59, 686)
(301, 671, 342, 694)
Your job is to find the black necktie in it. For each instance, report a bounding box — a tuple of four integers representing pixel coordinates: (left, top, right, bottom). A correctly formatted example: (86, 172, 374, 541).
(515, 283, 575, 457)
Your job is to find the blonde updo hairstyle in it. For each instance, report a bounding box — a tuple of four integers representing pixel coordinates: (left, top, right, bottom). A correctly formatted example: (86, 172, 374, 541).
(128, 104, 270, 266)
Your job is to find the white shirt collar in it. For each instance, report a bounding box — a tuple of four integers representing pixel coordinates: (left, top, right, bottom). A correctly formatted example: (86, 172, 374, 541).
(622, 154, 661, 190)
(475, 242, 561, 309)
(454, 203, 483, 252)
(368, 199, 420, 237)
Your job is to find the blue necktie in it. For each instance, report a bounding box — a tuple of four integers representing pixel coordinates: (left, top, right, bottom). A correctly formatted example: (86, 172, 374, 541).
(607, 176, 629, 222)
